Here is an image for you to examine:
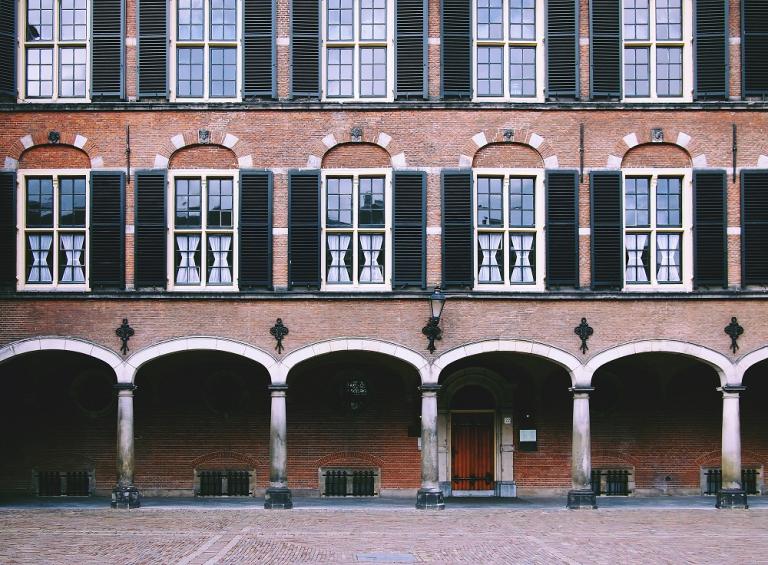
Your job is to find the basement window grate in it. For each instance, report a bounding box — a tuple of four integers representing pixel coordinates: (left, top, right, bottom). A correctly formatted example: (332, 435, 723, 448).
(704, 468, 761, 495)
(36, 470, 92, 496)
(197, 470, 252, 496)
(591, 469, 632, 496)
(321, 468, 379, 497)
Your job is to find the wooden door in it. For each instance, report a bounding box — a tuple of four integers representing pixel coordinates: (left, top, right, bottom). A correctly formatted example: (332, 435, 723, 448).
(451, 412, 494, 491)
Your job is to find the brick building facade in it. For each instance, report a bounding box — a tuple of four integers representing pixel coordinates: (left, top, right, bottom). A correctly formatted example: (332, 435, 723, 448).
(0, 0, 767, 509)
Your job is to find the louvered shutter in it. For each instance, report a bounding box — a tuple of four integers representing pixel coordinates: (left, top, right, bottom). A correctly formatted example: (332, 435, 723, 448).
(91, 0, 124, 99)
(291, 0, 320, 98)
(393, 171, 426, 288)
(137, 0, 168, 98)
(693, 170, 727, 288)
(442, 171, 473, 287)
(694, 0, 727, 99)
(590, 0, 621, 99)
(288, 171, 320, 288)
(441, 0, 471, 98)
(239, 170, 272, 289)
(546, 170, 579, 288)
(396, 0, 427, 99)
(0, 172, 15, 288)
(590, 171, 623, 289)
(741, 170, 768, 285)
(134, 171, 167, 288)
(90, 172, 125, 290)
(244, 0, 275, 98)
(742, 0, 768, 97)
(0, 0, 16, 100)
(546, 0, 579, 99)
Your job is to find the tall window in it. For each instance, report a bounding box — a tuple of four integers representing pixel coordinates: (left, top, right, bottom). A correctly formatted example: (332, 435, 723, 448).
(474, 170, 544, 289)
(20, 171, 89, 289)
(173, 0, 240, 100)
(23, 0, 89, 99)
(623, 171, 691, 288)
(169, 172, 237, 290)
(323, 0, 393, 100)
(474, 0, 542, 100)
(322, 170, 391, 288)
(622, 0, 689, 99)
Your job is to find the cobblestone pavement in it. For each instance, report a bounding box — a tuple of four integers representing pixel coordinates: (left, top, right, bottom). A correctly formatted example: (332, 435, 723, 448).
(1, 500, 767, 564)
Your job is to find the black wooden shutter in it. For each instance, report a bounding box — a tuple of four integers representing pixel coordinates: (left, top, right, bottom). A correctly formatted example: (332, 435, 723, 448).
(0, 0, 16, 100)
(239, 170, 272, 289)
(741, 170, 768, 285)
(442, 171, 473, 287)
(590, 171, 623, 289)
(243, 0, 275, 99)
(396, 0, 427, 99)
(546, 0, 579, 99)
(90, 172, 125, 290)
(137, 0, 168, 98)
(291, 0, 320, 98)
(91, 0, 124, 99)
(0, 172, 15, 288)
(393, 171, 426, 288)
(288, 171, 320, 288)
(134, 171, 167, 288)
(742, 0, 768, 97)
(441, 0, 471, 98)
(590, 0, 621, 99)
(693, 170, 727, 288)
(694, 0, 728, 99)
(545, 170, 579, 288)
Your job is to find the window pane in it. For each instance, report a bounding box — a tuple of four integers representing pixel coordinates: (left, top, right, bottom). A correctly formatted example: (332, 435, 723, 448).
(656, 0, 682, 40)
(510, 232, 535, 283)
(328, 0, 354, 40)
(326, 233, 353, 283)
(360, 47, 387, 97)
(509, 0, 535, 40)
(327, 47, 354, 97)
(59, 47, 86, 97)
(509, 177, 535, 227)
(477, 0, 503, 40)
(175, 178, 202, 227)
(177, 47, 204, 97)
(27, 0, 54, 41)
(509, 46, 536, 97)
(59, 233, 86, 283)
(358, 233, 385, 283)
(656, 232, 681, 282)
(359, 177, 385, 226)
(656, 177, 682, 227)
(210, 47, 237, 97)
(26, 233, 53, 283)
(625, 177, 650, 227)
(208, 178, 234, 227)
(211, 0, 237, 40)
(477, 233, 504, 283)
(59, 177, 86, 227)
(327, 177, 353, 226)
(178, 0, 204, 40)
(207, 234, 233, 284)
(477, 177, 503, 226)
(60, 0, 87, 41)
(623, 0, 649, 40)
(476, 46, 503, 96)
(625, 232, 650, 283)
(26, 48, 54, 97)
(624, 47, 649, 97)
(360, 0, 387, 41)
(26, 177, 54, 227)
(175, 234, 201, 284)
(656, 47, 682, 97)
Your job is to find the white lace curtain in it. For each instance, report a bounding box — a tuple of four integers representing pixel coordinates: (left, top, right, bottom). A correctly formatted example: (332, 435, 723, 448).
(657, 234, 681, 282)
(176, 235, 201, 284)
(478, 233, 503, 283)
(327, 234, 352, 283)
(625, 234, 649, 283)
(208, 235, 232, 284)
(510, 234, 534, 283)
(60, 234, 85, 283)
(359, 234, 384, 283)
(27, 234, 53, 283)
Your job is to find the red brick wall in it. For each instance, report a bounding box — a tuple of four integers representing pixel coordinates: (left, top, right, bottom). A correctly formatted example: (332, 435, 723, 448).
(621, 143, 692, 169)
(19, 145, 90, 169)
(321, 143, 391, 169)
(169, 145, 238, 169)
(473, 143, 544, 169)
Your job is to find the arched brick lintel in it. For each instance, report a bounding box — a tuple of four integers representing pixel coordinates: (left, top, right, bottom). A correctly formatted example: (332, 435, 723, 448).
(607, 130, 706, 169)
(459, 128, 559, 169)
(154, 129, 253, 169)
(5, 130, 105, 170)
(307, 129, 406, 169)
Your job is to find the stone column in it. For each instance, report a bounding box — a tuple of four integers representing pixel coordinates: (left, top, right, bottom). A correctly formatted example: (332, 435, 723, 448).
(717, 385, 748, 509)
(567, 387, 596, 509)
(416, 384, 444, 509)
(111, 383, 141, 509)
(265, 384, 292, 509)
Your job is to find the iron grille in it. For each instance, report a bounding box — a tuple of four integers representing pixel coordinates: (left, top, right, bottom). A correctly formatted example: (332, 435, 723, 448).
(704, 468, 760, 495)
(198, 470, 251, 496)
(591, 469, 631, 496)
(37, 470, 91, 496)
(322, 468, 378, 497)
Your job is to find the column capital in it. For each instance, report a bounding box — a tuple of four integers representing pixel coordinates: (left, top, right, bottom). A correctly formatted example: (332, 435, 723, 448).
(719, 385, 746, 395)
(419, 384, 441, 393)
(569, 386, 594, 396)
(268, 384, 289, 393)
(114, 383, 137, 392)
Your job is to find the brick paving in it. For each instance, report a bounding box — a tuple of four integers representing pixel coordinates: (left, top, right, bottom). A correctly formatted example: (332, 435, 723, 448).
(1, 502, 767, 564)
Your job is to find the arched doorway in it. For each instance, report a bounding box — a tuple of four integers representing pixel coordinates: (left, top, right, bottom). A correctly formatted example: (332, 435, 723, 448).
(449, 384, 497, 495)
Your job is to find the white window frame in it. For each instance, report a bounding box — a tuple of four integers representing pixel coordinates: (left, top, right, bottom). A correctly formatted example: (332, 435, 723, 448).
(18, 0, 91, 103)
(320, 168, 392, 290)
(622, 167, 692, 291)
(167, 169, 239, 292)
(16, 168, 91, 291)
(472, 0, 545, 102)
(621, 0, 693, 102)
(169, 0, 242, 102)
(320, 0, 395, 102)
(472, 168, 545, 291)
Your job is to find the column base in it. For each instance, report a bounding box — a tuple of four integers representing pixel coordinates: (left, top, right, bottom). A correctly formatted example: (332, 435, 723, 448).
(415, 489, 445, 510)
(716, 489, 748, 509)
(567, 489, 597, 509)
(111, 485, 141, 509)
(264, 487, 293, 509)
